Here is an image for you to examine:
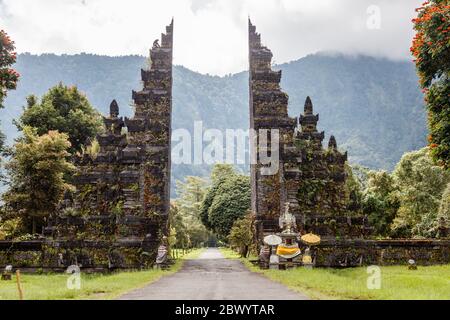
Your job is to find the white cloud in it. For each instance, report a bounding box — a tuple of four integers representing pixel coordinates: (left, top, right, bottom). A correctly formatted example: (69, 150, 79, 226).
(0, 0, 422, 75)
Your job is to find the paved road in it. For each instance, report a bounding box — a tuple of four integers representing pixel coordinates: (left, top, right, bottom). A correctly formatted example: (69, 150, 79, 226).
(118, 248, 308, 300)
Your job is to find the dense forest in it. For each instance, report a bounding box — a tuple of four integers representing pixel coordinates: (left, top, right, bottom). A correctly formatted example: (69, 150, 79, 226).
(1, 53, 427, 193)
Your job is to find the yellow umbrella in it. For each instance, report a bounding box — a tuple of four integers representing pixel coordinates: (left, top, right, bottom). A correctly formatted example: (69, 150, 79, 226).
(301, 233, 321, 246)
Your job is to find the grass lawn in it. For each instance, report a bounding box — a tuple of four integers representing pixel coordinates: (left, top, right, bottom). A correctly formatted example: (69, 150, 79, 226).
(220, 248, 450, 300)
(0, 248, 204, 300)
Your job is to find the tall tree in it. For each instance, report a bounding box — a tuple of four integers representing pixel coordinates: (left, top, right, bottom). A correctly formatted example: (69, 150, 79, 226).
(391, 147, 450, 237)
(173, 176, 210, 247)
(361, 170, 400, 236)
(2, 127, 75, 234)
(15, 83, 103, 154)
(228, 213, 255, 257)
(438, 183, 450, 221)
(0, 29, 19, 108)
(0, 29, 19, 169)
(411, 0, 450, 169)
(200, 165, 251, 240)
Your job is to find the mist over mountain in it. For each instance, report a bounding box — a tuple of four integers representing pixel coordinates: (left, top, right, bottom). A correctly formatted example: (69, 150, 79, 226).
(0, 53, 427, 194)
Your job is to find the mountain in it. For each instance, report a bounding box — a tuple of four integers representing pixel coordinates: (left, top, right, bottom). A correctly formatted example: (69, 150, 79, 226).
(0, 53, 427, 194)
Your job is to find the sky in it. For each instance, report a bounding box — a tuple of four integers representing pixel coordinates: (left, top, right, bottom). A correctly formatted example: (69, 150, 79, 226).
(0, 0, 422, 75)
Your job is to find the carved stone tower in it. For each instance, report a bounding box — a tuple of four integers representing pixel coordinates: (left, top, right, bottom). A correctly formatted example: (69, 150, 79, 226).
(54, 21, 174, 269)
(249, 20, 354, 242)
(248, 19, 297, 237)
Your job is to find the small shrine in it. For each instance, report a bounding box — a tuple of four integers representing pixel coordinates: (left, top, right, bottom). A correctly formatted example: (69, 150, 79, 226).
(274, 203, 302, 269)
(261, 203, 321, 270)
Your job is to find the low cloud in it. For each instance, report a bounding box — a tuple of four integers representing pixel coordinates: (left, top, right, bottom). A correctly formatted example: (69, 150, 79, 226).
(0, 0, 421, 75)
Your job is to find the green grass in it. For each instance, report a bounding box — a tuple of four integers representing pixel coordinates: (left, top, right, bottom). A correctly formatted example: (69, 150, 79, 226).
(220, 248, 450, 300)
(0, 248, 205, 300)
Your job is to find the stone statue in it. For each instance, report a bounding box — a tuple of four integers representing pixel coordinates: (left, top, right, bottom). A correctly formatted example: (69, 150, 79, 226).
(1, 265, 12, 281)
(152, 39, 160, 49)
(155, 236, 169, 265)
(259, 245, 270, 264)
(279, 202, 296, 234)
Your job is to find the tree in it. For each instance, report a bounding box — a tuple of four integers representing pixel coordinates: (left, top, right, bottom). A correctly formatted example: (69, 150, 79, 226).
(228, 213, 255, 257)
(15, 83, 103, 154)
(411, 0, 450, 169)
(0, 29, 19, 173)
(2, 127, 75, 234)
(169, 203, 190, 248)
(173, 176, 210, 248)
(200, 164, 237, 229)
(438, 183, 450, 221)
(391, 147, 450, 237)
(210, 164, 236, 184)
(345, 163, 368, 212)
(361, 170, 400, 236)
(201, 165, 251, 239)
(0, 29, 19, 108)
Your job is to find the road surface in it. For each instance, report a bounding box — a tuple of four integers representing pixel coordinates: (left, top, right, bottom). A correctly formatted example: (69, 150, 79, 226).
(118, 248, 308, 300)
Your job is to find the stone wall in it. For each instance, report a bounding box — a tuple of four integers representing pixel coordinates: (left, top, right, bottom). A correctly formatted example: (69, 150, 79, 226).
(0, 239, 156, 271)
(1, 238, 448, 270)
(310, 239, 450, 267)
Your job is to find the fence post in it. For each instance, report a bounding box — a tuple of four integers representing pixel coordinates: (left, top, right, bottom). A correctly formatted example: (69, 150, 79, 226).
(16, 270, 24, 300)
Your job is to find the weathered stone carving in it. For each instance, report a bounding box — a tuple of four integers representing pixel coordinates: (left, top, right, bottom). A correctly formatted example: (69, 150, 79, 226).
(249, 20, 352, 242)
(48, 20, 174, 269)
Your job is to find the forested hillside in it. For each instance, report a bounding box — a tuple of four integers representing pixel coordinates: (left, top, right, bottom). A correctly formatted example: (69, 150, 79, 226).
(1, 53, 427, 193)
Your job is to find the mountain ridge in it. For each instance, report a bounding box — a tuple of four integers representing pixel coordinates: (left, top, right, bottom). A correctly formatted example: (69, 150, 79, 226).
(1, 52, 427, 192)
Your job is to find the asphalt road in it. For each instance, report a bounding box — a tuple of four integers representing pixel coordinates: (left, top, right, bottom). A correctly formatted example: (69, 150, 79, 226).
(118, 248, 308, 300)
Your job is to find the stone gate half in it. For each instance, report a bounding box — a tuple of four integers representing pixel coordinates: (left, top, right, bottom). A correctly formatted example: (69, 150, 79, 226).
(42, 20, 174, 269)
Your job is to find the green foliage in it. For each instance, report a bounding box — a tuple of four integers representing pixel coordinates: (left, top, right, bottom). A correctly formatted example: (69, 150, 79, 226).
(361, 170, 400, 236)
(344, 163, 365, 211)
(0, 129, 5, 182)
(228, 213, 255, 257)
(170, 176, 210, 248)
(210, 164, 236, 184)
(0, 30, 19, 174)
(2, 127, 75, 234)
(0, 29, 19, 108)
(201, 165, 251, 240)
(358, 148, 450, 238)
(80, 138, 100, 159)
(0, 216, 21, 240)
(15, 83, 103, 154)
(391, 147, 450, 237)
(438, 183, 450, 221)
(411, 0, 450, 169)
(425, 78, 450, 169)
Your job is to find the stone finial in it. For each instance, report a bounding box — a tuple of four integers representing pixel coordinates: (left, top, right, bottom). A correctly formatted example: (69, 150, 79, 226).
(110, 100, 119, 118)
(328, 135, 337, 149)
(304, 96, 313, 115)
